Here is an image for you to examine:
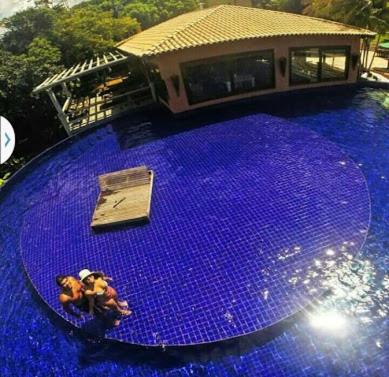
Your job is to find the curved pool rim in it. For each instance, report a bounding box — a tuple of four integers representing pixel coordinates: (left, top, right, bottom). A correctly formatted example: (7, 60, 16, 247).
(5, 109, 372, 347)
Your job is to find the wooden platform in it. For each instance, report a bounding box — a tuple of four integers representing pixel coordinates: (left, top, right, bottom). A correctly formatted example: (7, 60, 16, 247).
(66, 87, 154, 135)
(91, 166, 154, 228)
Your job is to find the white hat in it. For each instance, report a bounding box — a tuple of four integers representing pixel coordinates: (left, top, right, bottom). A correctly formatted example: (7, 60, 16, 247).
(79, 269, 95, 282)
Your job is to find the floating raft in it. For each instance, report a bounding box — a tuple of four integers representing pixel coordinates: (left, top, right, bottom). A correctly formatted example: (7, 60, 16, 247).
(91, 165, 154, 228)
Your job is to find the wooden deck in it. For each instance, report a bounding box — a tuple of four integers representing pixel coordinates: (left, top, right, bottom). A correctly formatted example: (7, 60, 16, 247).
(91, 166, 154, 229)
(65, 87, 154, 134)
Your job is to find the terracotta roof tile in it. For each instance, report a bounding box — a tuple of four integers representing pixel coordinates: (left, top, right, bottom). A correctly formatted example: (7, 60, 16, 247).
(116, 5, 375, 57)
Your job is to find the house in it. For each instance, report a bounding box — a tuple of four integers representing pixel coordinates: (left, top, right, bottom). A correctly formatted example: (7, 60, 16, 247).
(33, 5, 375, 134)
(117, 5, 374, 114)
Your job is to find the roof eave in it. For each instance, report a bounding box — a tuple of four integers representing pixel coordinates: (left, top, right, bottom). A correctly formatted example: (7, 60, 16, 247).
(118, 31, 376, 59)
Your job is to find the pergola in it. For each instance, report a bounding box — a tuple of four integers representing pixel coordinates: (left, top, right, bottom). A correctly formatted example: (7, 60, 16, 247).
(33, 51, 154, 135)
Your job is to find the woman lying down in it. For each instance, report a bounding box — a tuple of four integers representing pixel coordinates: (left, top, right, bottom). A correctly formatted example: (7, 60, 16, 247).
(79, 269, 132, 317)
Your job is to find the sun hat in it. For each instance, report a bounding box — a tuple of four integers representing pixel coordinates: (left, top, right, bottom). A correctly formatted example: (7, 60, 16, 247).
(78, 268, 103, 281)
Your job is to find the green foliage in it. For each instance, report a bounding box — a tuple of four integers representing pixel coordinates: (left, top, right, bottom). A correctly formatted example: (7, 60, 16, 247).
(79, 0, 199, 29)
(122, 2, 160, 28)
(51, 8, 140, 64)
(26, 37, 62, 82)
(1, 7, 56, 54)
(0, 37, 62, 128)
(0, 4, 142, 178)
(304, 0, 389, 33)
(253, 0, 303, 12)
(1, 6, 140, 65)
(0, 39, 64, 176)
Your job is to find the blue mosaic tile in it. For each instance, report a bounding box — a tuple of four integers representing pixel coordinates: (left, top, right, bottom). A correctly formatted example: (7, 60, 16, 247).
(18, 113, 370, 346)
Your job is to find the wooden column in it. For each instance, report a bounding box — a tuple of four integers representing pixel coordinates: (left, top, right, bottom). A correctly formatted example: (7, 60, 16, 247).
(47, 89, 71, 135)
(61, 82, 71, 97)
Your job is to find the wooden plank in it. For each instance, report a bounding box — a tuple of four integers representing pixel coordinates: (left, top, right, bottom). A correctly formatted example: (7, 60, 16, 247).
(70, 62, 82, 76)
(60, 66, 76, 81)
(91, 167, 154, 228)
(40, 73, 59, 87)
(99, 165, 149, 191)
(80, 60, 88, 72)
(42, 73, 61, 88)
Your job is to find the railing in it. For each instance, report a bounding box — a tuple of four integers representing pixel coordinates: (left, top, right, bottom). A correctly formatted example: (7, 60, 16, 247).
(377, 49, 389, 59)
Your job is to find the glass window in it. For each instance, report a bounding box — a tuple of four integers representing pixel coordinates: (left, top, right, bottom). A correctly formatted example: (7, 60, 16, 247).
(321, 48, 348, 81)
(182, 50, 274, 105)
(290, 48, 320, 85)
(232, 52, 274, 93)
(290, 46, 349, 85)
(183, 60, 231, 104)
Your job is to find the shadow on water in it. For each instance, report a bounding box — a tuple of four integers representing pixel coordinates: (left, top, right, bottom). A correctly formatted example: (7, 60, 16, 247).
(28, 244, 387, 371)
(76, 309, 304, 369)
(111, 85, 361, 152)
(25, 261, 306, 369)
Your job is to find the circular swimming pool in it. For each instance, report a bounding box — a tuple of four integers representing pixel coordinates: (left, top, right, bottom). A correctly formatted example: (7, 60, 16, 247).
(16, 110, 370, 346)
(1, 86, 388, 376)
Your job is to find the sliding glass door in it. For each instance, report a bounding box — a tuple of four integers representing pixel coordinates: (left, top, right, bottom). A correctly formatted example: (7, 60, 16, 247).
(290, 46, 350, 85)
(182, 50, 275, 105)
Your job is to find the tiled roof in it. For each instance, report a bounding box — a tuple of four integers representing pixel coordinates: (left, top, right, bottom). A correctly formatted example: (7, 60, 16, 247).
(116, 5, 375, 57)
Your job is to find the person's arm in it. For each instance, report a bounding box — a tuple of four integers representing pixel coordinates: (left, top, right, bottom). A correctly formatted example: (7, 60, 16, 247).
(88, 296, 95, 316)
(60, 296, 82, 318)
(101, 273, 113, 282)
(85, 287, 99, 295)
(84, 290, 96, 315)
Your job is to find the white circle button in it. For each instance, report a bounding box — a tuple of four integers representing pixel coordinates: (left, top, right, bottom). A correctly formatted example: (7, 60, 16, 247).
(0, 116, 16, 164)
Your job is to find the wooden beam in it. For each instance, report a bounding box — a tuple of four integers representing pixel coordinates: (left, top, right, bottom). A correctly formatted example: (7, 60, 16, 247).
(61, 82, 71, 97)
(58, 66, 75, 81)
(33, 53, 129, 93)
(80, 60, 88, 72)
(70, 62, 82, 76)
(47, 89, 71, 135)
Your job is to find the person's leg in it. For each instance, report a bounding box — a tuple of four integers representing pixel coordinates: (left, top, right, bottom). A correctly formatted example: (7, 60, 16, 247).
(103, 298, 131, 315)
(108, 287, 128, 308)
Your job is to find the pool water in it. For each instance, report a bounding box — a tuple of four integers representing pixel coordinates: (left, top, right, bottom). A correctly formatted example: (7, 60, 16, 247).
(0, 86, 388, 376)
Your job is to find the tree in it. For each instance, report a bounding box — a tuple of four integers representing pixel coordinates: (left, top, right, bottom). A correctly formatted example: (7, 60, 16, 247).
(26, 37, 63, 84)
(80, 0, 199, 29)
(304, 1, 389, 70)
(51, 8, 140, 64)
(122, 2, 160, 29)
(304, 0, 389, 32)
(1, 7, 56, 54)
(253, 0, 303, 12)
(0, 38, 64, 177)
(0, 0, 200, 180)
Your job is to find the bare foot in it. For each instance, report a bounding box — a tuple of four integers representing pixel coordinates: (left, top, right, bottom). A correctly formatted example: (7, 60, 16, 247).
(113, 319, 121, 326)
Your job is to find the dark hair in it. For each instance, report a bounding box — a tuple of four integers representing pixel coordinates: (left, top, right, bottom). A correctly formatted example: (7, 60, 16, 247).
(56, 275, 67, 287)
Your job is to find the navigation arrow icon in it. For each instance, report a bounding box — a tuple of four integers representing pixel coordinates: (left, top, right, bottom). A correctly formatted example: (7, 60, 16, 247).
(5, 132, 11, 148)
(0, 116, 16, 164)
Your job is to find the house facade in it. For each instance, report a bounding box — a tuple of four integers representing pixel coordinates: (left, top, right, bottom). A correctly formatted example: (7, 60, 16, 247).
(117, 5, 374, 114)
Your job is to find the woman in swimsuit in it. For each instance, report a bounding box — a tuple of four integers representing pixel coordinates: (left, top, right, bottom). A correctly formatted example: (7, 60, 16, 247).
(79, 269, 131, 317)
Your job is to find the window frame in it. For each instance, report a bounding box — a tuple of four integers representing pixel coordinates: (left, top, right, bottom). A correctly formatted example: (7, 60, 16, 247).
(289, 46, 351, 86)
(181, 50, 275, 105)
